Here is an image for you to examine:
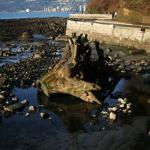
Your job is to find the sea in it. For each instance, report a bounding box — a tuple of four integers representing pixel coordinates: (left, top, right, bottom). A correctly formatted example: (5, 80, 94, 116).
(0, 11, 72, 19)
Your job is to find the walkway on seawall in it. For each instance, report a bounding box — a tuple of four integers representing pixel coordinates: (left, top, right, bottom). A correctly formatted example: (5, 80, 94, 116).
(67, 14, 150, 52)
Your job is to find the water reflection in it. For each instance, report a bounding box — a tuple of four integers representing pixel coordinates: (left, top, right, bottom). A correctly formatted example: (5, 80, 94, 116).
(9, 72, 150, 134)
(0, 52, 32, 67)
(11, 86, 90, 133)
(105, 75, 150, 115)
(0, 78, 150, 149)
(38, 92, 100, 132)
(13, 87, 65, 131)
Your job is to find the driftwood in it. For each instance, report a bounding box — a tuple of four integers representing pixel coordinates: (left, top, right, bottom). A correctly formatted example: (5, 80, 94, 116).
(38, 34, 106, 104)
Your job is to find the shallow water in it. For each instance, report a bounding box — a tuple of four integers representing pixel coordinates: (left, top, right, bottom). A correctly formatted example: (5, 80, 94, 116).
(0, 70, 150, 150)
(0, 41, 34, 67)
(0, 39, 64, 67)
(0, 85, 149, 150)
(104, 78, 130, 107)
(0, 52, 32, 67)
(105, 76, 150, 116)
(12, 74, 150, 126)
(11, 87, 98, 132)
(32, 33, 47, 39)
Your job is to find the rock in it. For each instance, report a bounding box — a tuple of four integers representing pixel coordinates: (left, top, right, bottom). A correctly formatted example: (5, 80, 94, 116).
(89, 122, 93, 126)
(5, 101, 10, 105)
(21, 32, 32, 39)
(40, 112, 49, 119)
(102, 127, 105, 130)
(0, 94, 5, 104)
(20, 99, 28, 105)
(118, 98, 127, 104)
(32, 53, 41, 59)
(108, 77, 112, 82)
(109, 112, 116, 121)
(119, 104, 125, 108)
(3, 102, 26, 112)
(140, 60, 147, 65)
(48, 117, 52, 120)
(28, 105, 36, 113)
(137, 66, 142, 72)
(0, 91, 6, 94)
(48, 67, 52, 70)
(121, 70, 126, 73)
(101, 111, 108, 115)
(25, 112, 30, 117)
(12, 97, 18, 102)
(32, 82, 36, 87)
(128, 50, 132, 54)
(108, 107, 118, 112)
(106, 48, 112, 53)
(0, 94, 5, 100)
(57, 107, 64, 112)
(126, 103, 132, 109)
(108, 55, 113, 61)
(148, 131, 150, 136)
(48, 36, 54, 40)
(123, 109, 128, 113)
(147, 99, 150, 104)
(128, 110, 132, 113)
(1, 50, 12, 57)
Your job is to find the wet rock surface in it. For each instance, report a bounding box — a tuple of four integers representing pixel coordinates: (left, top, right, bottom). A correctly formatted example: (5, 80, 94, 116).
(0, 38, 64, 121)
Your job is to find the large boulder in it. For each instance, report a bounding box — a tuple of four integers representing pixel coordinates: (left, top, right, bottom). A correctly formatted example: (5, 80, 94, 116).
(21, 32, 33, 39)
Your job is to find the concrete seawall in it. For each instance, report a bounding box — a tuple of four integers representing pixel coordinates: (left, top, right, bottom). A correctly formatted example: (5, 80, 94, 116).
(66, 20, 150, 52)
(69, 14, 112, 20)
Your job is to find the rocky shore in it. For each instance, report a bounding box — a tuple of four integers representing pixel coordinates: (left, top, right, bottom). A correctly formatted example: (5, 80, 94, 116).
(0, 38, 150, 149)
(0, 18, 150, 150)
(1, 41, 63, 108)
(0, 18, 67, 41)
(0, 36, 150, 121)
(0, 17, 67, 120)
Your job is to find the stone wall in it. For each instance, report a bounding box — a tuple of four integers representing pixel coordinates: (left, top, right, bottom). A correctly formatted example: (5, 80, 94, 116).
(69, 14, 112, 20)
(66, 20, 150, 52)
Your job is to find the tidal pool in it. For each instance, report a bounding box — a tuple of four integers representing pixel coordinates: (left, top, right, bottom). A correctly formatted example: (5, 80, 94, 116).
(0, 84, 149, 150)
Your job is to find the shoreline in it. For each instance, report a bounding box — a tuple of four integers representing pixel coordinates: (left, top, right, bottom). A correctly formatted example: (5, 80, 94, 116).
(0, 12, 71, 20)
(0, 17, 67, 41)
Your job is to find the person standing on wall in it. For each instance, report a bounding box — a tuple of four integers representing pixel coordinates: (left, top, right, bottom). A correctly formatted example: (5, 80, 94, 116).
(114, 11, 118, 19)
(112, 11, 117, 19)
(112, 11, 115, 19)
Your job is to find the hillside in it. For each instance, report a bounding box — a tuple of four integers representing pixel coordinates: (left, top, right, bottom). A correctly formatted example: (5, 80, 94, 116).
(86, 0, 150, 24)
(87, 0, 150, 15)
